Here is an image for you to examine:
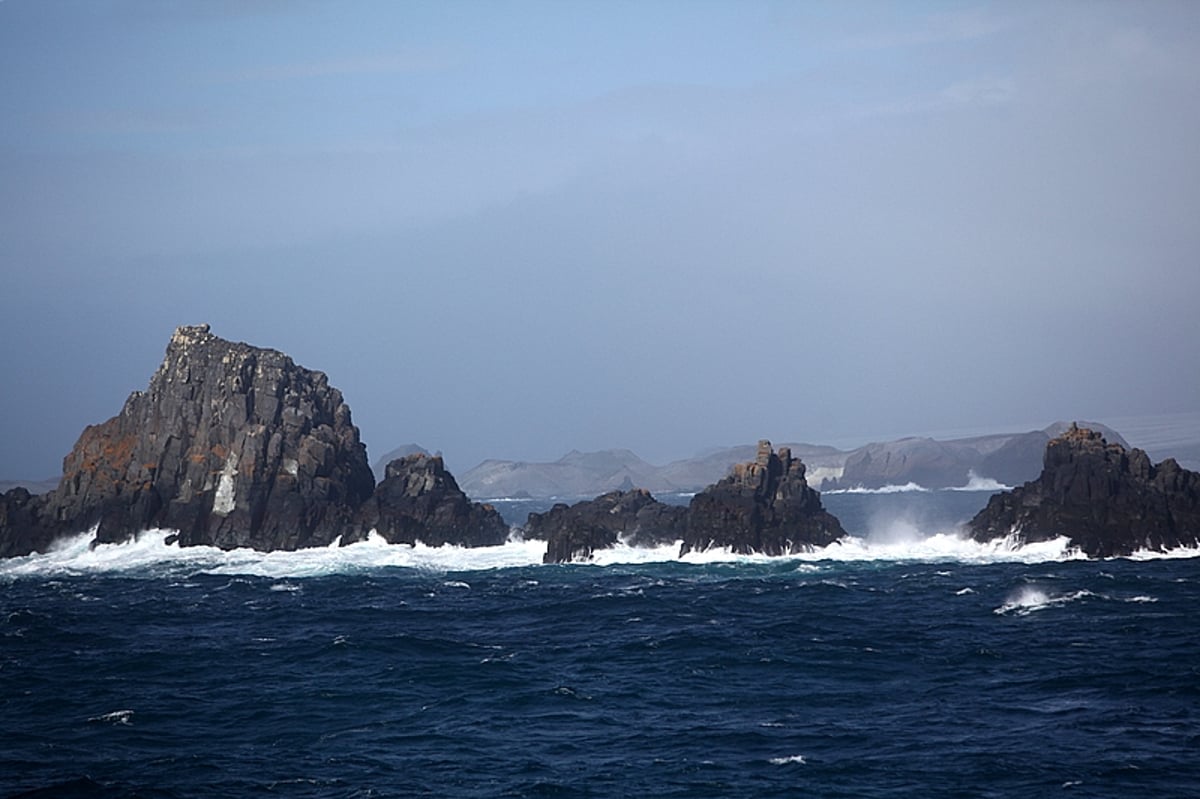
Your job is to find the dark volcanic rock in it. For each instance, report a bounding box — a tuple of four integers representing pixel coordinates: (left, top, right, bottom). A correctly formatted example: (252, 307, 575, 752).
(370, 443, 432, 482)
(528, 489, 688, 563)
(35, 324, 377, 552)
(681, 441, 846, 556)
(0, 325, 511, 557)
(0, 488, 55, 559)
(967, 424, 1200, 557)
(356, 454, 509, 547)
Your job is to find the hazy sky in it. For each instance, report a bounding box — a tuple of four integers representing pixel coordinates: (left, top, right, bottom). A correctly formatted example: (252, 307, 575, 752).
(2, 0, 1199, 478)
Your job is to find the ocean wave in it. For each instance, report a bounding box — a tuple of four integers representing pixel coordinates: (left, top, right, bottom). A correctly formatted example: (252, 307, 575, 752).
(826, 474, 1011, 495)
(3, 527, 1196, 580)
(993, 586, 1161, 616)
(949, 472, 1012, 492)
(824, 483, 929, 495)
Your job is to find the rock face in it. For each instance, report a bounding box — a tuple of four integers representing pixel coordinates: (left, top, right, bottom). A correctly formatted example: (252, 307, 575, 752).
(356, 454, 509, 547)
(967, 425, 1200, 557)
(681, 441, 846, 557)
(38, 324, 375, 551)
(0, 325, 508, 557)
(0, 488, 56, 559)
(528, 489, 688, 564)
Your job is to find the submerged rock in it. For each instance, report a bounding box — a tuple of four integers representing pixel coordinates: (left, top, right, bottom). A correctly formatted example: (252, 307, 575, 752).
(0, 324, 506, 557)
(681, 441, 847, 556)
(528, 489, 688, 564)
(967, 424, 1200, 557)
(356, 453, 509, 547)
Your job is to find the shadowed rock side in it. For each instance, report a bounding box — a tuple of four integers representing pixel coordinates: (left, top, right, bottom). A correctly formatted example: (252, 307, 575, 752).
(528, 489, 688, 564)
(355, 454, 509, 547)
(967, 425, 1200, 558)
(682, 441, 846, 556)
(0, 325, 507, 557)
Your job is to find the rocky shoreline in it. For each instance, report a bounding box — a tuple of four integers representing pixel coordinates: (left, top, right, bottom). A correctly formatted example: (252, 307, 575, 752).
(2, 326, 1197, 561)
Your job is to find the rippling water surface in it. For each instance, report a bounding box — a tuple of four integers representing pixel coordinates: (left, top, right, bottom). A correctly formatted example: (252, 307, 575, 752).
(3, 524, 1197, 798)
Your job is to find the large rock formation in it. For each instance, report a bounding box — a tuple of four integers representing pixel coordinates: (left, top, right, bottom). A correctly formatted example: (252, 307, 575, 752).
(681, 441, 846, 556)
(0, 325, 508, 556)
(967, 424, 1200, 557)
(528, 489, 688, 563)
(356, 453, 509, 547)
(46, 324, 376, 551)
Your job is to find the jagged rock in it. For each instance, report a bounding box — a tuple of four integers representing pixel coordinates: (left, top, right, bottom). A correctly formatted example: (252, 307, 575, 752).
(967, 425, 1200, 557)
(356, 453, 509, 547)
(681, 441, 846, 556)
(0, 325, 506, 556)
(15, 324, 376, 552)
(528, 489, 688, 563)
(0, 488, 55, 559)
(370, 443, 432, 482)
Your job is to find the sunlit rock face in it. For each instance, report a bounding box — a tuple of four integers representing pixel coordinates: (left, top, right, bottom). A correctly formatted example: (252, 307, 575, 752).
(43, 324, 375, 551)
(968, 425, 1200, 557)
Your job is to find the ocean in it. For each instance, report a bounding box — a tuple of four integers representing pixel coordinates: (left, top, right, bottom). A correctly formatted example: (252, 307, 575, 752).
(2, 488, 1198, 798)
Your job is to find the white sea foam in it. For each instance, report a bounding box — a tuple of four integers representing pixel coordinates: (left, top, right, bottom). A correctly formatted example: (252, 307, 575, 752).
(1127, 542, 1200, 561)
(88, 709, 134, 725)
(0, 525, 1191, 581)
(824, 482, 929, 495)
(949, 471, 1012, 492)
(769, 754, 807, 765)
(993, 586, 1158, 616)
(827, 475, 1011, 494)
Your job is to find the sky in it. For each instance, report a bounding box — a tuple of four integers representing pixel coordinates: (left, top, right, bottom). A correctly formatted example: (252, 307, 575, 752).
(2, 0, 1199, 479)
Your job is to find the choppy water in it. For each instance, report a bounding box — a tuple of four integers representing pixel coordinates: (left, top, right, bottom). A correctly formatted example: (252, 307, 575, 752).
(2, 504, 1197, 798)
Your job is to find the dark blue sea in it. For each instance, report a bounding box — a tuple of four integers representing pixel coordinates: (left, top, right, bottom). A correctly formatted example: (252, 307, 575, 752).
(3, 489, 1198, 798)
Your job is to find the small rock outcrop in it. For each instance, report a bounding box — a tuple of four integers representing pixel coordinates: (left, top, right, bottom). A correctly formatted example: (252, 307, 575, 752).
(529, 489, 688, 564)
(356, 454, 509, 547)
(0, 325, 509, 557)
(681, 441, 846, 556)
(0, 488, 56, 559)
(967, 424, 1200, 557)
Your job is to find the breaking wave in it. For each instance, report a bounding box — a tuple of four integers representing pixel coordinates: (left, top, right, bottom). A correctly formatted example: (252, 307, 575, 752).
(825, 474, 1011, 495)
(950, 472, 1012, 492)
(993, 585, 1163, 616)
(9, 525, 1195, 581)
(824, 482, 929, 495)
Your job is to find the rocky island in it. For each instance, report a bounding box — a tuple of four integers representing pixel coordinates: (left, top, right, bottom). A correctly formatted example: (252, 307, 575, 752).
(967, 424, 1200, 557)
(533, 441, 847, 563)
(0, 325, 506, 557)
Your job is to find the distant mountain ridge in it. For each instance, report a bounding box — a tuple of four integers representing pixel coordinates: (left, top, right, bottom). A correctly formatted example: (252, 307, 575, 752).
(456, 422, 1135, 500)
